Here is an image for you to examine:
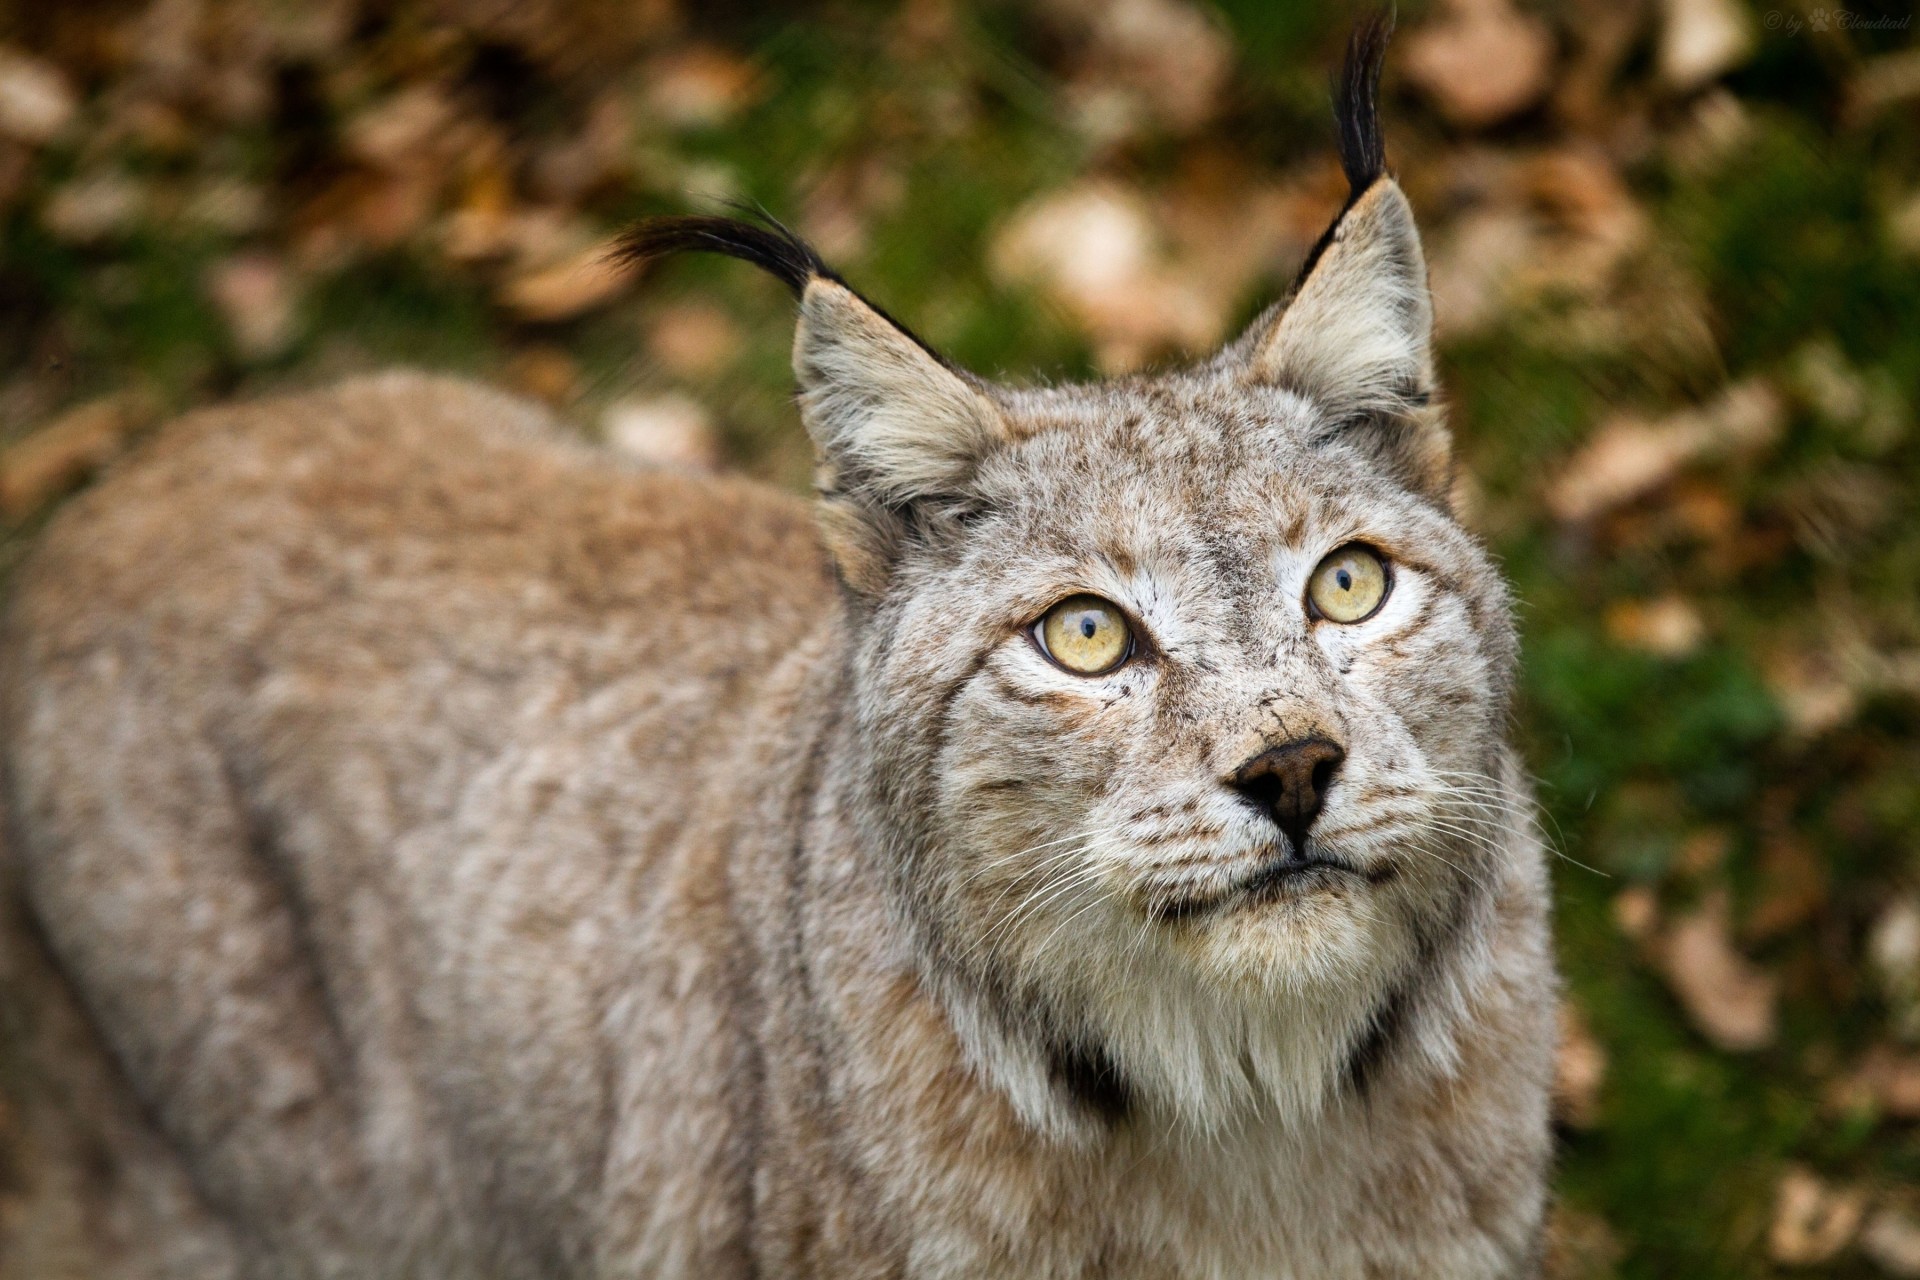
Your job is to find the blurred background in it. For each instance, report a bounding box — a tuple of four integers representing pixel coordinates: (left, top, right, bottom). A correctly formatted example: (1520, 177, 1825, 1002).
(0, 0, 1917, 1274)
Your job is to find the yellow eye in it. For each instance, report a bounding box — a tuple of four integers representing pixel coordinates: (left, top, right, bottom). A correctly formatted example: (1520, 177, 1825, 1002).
(1036, 595, 1132, 675)
(1307, 545, 1390, 623)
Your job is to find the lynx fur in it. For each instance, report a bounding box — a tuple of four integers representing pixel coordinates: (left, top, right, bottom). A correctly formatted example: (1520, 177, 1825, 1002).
(0, 21, 1557, 1279)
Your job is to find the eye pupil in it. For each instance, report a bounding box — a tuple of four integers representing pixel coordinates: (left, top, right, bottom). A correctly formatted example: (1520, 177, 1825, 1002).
(1336, 569, 1352, 591)
(1080, 616, 1096, 638)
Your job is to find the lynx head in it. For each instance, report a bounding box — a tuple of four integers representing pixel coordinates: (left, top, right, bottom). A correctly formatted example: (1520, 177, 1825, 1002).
(624, 18, 1530, 1137)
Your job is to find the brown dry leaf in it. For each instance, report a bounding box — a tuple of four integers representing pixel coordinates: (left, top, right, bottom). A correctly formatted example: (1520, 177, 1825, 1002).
(800, 156, 909, 261)
(207, 253, 300, 361)
(1834, 1047, 1920, 1120)
(505, 345, 581, 406)
(646, 303, 743, 379)
(1656, 0, 1754, 91)
(1613, 885, 1660, 943)
(603, 394, 720, 470)
(990, 181, 1219, 372)
(345, 86, 457, 172)
(0, 45, 77, 145)
(531, 91, 635, 204)
(1553, 0, 1651, 127)
(40, 171, 148, 243)
(1554, 1001, 1609, 1130)
(1661, 889, 1777, 1052)
(499, 238, 639, 322)
(644, 47, 761, 130)
(1426, 148, 1647, 336)
(1675, 829, 1732, 878)
(1872, 899, 1920, 1042)
(1045, 0, 1233, 138)
(0, 395, 154, 521)
(1889, 190, 1920, 258)
(1863, 1204, 1920, 1277)
(1546, 380, 1784, 523)
(1744, 835, 1827, 943)
(1427, 207, 1542, 337)
(1605, 596, 1706, 658)
(1543, 1204, 1623, 1280)
(1769, 1166, 1865, 1267)
(1523, 149, 1648, 288)
(1851, 49, 1920, 120)
(1763, 647, 1860, 741)
(1402, 0, 1554, 129)
(1667, 89, 1754, 173)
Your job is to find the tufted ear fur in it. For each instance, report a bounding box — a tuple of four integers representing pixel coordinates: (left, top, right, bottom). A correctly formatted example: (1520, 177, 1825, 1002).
(1227, 16, 1452, 503)
(618, 214, 1007, 595)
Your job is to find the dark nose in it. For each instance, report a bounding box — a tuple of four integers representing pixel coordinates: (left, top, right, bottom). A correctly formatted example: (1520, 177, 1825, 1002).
(1229, 738, 1346, 854)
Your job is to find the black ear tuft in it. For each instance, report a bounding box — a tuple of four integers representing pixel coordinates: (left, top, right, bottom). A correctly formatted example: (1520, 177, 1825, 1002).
(616, 210, 836, 299)
(1332, 11, 1392, 202)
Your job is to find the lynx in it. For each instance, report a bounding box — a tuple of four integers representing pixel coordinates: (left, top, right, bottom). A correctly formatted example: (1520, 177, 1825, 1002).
(0, 21, 1556, 1279)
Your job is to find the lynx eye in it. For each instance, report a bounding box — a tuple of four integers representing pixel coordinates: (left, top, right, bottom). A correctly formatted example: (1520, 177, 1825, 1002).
(1035, 595, 1132, 675)
(1307, 545, 1390, 624)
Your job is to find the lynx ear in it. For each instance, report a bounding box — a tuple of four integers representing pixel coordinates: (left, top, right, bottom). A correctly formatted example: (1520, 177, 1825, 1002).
(1231, 16, 1451, 502)
(618, 213, 1007, 594)
(793, 279, 1005, 506)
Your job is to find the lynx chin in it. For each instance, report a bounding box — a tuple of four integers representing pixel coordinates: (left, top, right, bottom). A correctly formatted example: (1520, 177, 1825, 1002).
(0, 18, 1557, 1279)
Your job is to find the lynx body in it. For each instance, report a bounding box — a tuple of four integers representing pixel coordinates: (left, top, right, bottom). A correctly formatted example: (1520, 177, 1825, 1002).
(0, 27, 1556, 1279)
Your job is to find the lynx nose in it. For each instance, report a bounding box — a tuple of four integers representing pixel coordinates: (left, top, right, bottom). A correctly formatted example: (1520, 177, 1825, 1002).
(1229, 738, 1346, 854)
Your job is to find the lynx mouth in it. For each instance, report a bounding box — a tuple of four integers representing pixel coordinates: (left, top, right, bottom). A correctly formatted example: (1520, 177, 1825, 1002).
(1147, 848, 1393, 924)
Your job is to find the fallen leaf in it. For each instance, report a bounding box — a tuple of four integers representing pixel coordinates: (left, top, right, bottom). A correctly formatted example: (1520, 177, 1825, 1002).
(1613, 885, 1661, 943)
(1863, 1205, 1920, 1277)
(1553, 0, 1651, 127)
(505, 345, 581, 406)
(1554, 1001, 1609, 1129)
(1763, 647, 1860, 741)
(1888, 189, 1920, 257)
(1543, 1204, 1622, 1280)
(1661, 889, 1777, 1052)
(643, 47, 761, 129)
(1605, 596, 1707, 658)
(344, 86, 457, 172)
(0, 45, 77, 145)
(529, 91, 634, 204)
(0, 395, 153, 521)
(207, 253, 300, 361)
(1428, 208, 1542, 337)
(1667, 88, 1754, 173)
(1744, 835, 1827, 943)
(1851, 49, 1920, 121)
(1546, 380, 1785, 523)
(1833, 1047, 1920, 1120)
(1403, 0, 1554, 128)
(183, 178, 270, 236)
(646, 303, 743, 379)
(499, 238, 639, 322)
(990, 180, 1222, 371)
(1045, 0, 1233, 136)
(40, 171, 148, 243)
(1656, 0, 1754, 91)
(1769, 1166, 1865, 1267)
(603, 394, 720, 470)
(1873, 899, 1920, 1042)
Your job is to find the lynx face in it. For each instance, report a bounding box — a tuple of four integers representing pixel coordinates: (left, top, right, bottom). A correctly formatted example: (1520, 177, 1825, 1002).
(626, 23, 1526, 1134)
(854, 368, 1518, 1129)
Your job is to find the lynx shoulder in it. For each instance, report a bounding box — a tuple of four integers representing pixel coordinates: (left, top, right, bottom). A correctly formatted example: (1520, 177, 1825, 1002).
(1, 19, 1557, 1279)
